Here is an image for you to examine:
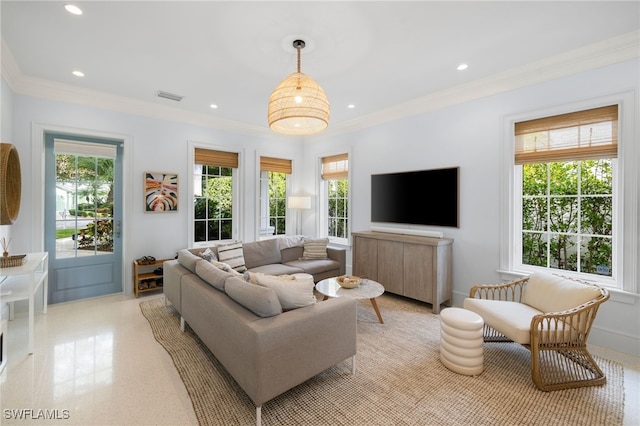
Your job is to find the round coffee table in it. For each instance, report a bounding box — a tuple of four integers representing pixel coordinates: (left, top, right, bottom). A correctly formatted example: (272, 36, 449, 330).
(315, 277, 385, 323)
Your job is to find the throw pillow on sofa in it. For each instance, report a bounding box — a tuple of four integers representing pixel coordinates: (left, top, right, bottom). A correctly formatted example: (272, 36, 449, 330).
(301, 237, 329, 260)
(225, 277, 282, 317)
(247, 272, 317, 310)
(196, 247, 217, 262)
(209, 260, 242, 276)
(217, 242, 247, 273)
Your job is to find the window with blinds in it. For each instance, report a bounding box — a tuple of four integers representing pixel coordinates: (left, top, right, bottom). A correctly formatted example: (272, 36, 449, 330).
(259, 156, 291, 237)
(321, 153, 348, 180)
(321, 153, 349, 241)
(514, 105, 617, 164)
(193, 148, 238, 243)
(514, 105, 618, 279)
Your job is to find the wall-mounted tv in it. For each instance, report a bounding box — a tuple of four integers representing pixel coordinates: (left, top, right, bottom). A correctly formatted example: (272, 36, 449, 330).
(371, 167, 459, 228)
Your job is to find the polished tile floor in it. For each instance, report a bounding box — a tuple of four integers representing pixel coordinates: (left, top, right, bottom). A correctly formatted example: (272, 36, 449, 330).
(1, 293, 638, 425)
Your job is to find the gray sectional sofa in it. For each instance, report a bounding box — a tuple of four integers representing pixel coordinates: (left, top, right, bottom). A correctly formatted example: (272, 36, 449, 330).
(163, 237, 356, 426)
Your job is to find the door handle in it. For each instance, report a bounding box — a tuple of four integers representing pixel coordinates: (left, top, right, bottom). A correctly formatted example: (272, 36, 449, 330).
(115, 220, 121, 238)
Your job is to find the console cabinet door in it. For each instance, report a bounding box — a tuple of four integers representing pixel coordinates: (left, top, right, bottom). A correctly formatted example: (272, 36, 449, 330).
(377, 240, 404, 295)
(353, 236, 378, 280)
(403, 243, 434, 302)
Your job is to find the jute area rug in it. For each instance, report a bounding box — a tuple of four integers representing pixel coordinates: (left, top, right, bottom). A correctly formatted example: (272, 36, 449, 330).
(139, 294, 624, 426)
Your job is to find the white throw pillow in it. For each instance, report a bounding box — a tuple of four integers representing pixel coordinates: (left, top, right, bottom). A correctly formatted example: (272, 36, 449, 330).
(252, 272, 316, 310)
(210, 260, 242, 276)
(217, 242, 247, 273)
(197, 247, 217, 262)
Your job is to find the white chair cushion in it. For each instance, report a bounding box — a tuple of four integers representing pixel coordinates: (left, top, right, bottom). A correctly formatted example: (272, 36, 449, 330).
(522, 272, 601, 313)
(464, 298, 542, 344)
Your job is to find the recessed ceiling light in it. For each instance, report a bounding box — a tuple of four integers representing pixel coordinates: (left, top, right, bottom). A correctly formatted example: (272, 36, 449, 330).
(347, 104, 356, 109)
(72, 70, 85, 77)
(65, 4, 83, 15)
(210, 104, 218, 109)
(457, 63, 469, 71)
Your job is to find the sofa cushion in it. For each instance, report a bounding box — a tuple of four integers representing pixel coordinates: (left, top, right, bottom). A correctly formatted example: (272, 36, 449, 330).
(195, 260, 234, 291)
(177, 249, 203, 273)
(301, 238, 329, 260)
(225, 277, 282, 317)
(217, 242, 247, 273)
(283, 258, 341, 276)
(463, 298, 542, 344)
(522, 272, 602, 313)
(242, 238, 281, 269)
(247, 272, 317, 310)
(281, 246, 304, 263)
(247, 263, 304, 276)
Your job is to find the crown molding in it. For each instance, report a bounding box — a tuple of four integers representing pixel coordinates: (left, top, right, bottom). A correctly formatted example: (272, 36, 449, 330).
(3, 31, 639, 139)
(322, 30, 640, 137)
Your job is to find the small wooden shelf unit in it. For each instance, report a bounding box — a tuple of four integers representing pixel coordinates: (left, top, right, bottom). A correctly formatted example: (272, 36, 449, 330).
(133, 258, 170, 298)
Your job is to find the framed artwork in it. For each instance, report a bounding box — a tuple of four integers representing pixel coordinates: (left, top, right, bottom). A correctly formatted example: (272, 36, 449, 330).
(144, 172, 178, 212)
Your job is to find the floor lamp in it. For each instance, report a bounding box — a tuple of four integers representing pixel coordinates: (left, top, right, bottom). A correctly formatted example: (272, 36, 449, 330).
(288, 196, 311, 235)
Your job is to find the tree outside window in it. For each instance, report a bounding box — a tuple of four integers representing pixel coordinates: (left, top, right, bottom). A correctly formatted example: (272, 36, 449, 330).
(328, 178, 349, 239)
(516, 105, 617, 279)
(259, 171, 287, 236)
(322, 153, 349, 243)
(194, 165, 233, 242)
(522, 159, 613, 276)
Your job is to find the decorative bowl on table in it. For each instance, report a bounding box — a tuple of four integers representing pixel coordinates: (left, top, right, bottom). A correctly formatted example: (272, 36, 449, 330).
(337, 275, 362, 289)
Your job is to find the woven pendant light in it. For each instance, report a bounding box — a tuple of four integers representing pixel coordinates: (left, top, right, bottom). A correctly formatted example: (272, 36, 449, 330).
(268, 40, 330, 135)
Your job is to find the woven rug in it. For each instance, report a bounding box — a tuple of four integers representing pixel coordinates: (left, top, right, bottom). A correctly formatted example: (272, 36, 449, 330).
(139, 294, 624, 426)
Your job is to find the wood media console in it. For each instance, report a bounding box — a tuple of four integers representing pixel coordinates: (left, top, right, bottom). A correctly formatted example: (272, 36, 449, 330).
(352, 231, 453, 314)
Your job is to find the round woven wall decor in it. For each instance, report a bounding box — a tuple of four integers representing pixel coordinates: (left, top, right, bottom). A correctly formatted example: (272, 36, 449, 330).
(0, 143, 22, 225)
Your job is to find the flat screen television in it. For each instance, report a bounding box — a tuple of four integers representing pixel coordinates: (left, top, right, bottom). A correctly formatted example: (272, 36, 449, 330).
(371, 167, 459, 228)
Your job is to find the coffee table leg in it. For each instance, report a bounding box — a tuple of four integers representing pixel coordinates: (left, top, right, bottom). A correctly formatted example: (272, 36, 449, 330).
(369, 298, 384, 324)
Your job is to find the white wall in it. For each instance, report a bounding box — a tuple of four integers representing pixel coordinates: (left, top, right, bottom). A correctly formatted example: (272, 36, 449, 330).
(6, 90, 303, 298)
(1, 76, 15, 320)
(2, 58, 639, 356)
(303, 58, 640, 356)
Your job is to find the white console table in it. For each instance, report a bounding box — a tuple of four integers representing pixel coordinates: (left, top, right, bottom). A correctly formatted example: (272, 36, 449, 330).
(0, 252, 49, 354)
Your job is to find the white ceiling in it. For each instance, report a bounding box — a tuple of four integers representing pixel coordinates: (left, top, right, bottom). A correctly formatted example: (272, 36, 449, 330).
(2, 1, 639, 136)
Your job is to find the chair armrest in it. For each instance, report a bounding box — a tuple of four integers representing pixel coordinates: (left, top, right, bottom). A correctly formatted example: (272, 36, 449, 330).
(530, 290, 609, 346)
(468, 276, 529, 302)
(327, 247, 346, 276)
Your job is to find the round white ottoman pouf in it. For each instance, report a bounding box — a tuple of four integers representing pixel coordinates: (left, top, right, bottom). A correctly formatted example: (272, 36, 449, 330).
(439, 307, 484, 376)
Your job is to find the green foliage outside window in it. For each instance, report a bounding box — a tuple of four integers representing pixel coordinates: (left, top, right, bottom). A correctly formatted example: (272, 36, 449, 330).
(522, 159, 613, 276)
(328, 179, 349, 239)
(194, 166, 233, 242)
(56, 154, 114, 251)
(268, 172, 287, 235)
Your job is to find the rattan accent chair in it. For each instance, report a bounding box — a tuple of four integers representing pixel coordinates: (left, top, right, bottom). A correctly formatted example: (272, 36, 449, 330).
(464, 272, 609, 391)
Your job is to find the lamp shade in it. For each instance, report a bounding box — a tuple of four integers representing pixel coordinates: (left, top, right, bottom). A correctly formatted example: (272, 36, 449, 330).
(288, 195, 311, 209)
(268, 72, 330, 135)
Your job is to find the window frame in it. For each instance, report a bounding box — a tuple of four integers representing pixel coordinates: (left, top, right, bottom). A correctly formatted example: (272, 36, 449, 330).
(500, 94, 637, 293)
(317, 151, 351, 246)
(257, 169, 291, 239)
(255, 154, 294, 240)
(188, 141, 242, 248)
